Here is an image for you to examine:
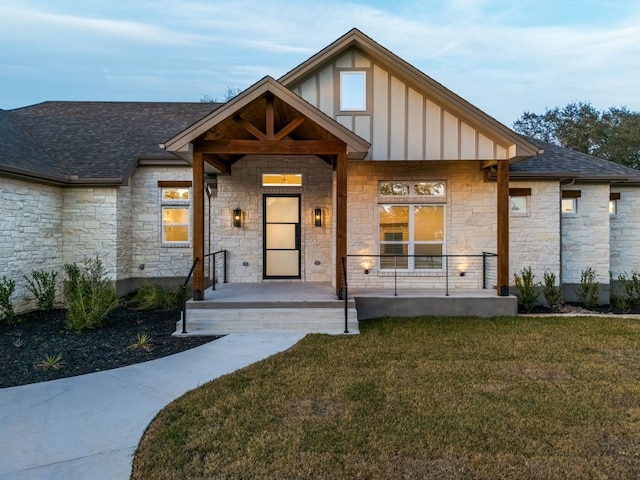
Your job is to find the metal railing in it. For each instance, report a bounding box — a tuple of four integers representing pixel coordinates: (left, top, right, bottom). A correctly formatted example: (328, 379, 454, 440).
(343, 252, 498, 297)
(341, 256, 349, 334)
(180, 250, 228, 335)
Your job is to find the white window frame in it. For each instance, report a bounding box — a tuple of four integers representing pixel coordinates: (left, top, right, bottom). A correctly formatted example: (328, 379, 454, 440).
(340, 71, 367, 112)
(378, 204, 446, 271)
(561, 197, 577, 215)
(160, 186, 191, 246)
(509, 195, 529, 216)
(609, 199, 618, 216)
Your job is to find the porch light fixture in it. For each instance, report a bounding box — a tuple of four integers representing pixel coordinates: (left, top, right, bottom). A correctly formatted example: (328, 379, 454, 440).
(361, 260, 371, 275)
(314, 208, 322, 227)
(459, 271, 466, 277)
(233, 208, 242, 228)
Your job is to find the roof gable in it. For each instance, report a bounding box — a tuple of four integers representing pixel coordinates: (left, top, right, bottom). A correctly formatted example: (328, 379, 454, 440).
(162, 76, 371, 163)
(280, 28, 539, 162)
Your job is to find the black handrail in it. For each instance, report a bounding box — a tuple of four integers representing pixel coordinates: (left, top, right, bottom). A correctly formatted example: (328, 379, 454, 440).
(345, 253, 498, 296)
(341, 256, 349, 334)
(181, 250, 228, 334)
(181, 257, 200, 334)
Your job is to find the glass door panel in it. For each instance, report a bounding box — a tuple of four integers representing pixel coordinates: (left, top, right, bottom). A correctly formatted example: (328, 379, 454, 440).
(264, 195, 300, 278)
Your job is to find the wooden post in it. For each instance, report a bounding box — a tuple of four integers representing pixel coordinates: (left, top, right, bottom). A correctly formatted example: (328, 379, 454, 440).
(335, 151, 347, 297)
(192, 151, 205, 300)
(497, 158, 509, 296)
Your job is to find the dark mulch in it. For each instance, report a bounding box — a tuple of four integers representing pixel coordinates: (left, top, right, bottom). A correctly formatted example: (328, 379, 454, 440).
(0, 307, 218, 388)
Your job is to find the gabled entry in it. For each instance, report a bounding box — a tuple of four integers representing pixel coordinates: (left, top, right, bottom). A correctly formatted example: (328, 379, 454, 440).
(263, 194, 301, 278)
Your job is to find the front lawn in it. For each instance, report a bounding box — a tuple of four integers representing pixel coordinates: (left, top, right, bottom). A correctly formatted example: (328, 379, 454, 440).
(132, 316, 640, 479)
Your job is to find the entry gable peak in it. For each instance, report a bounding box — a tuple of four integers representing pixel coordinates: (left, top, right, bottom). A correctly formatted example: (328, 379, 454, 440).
(161, 76, 370, 162)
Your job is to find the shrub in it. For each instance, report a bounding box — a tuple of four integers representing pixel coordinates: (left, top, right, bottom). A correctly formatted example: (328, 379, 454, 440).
(24, 270, 58, 311)
(542, 270, 563, 312)
(129, 284, 181, 311)
(63, 256, 118, 332)
(0, 276, 17, 324)
(610, 272, 631, 313)
(514, 266, 538, 313)
(576, 267, 599, 309)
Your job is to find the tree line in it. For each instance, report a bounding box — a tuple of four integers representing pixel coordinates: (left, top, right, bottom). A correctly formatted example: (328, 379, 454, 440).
(513, 101, 640, 169)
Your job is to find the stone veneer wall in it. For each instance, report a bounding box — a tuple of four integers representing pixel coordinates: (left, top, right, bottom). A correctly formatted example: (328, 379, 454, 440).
(0, 178, 64, 310)
(561, 183, 610, 300)
(509, 180, 560, 279)
(610, 187, 640, 275)
(62, 187, 119, 277)
(130, 166, 194, 286)
(212, 155, 334, 283)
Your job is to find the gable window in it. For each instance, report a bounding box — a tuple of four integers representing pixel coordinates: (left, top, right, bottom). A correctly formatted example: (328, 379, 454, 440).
(509, 188, 531, 216)
(340, 71, 367, 111)
(159, 181, 191, 245)
(562, 190, 580, 215)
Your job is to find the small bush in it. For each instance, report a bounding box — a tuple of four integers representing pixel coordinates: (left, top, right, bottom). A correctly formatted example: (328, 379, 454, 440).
(610, 272, 631, 313)
(129, 284, 181, 311)
(576, 267, 599, 309)
(63, 256, 118, 332)
(24, 270, 58, 311)
(514, 266, 538, 313)
(0, 276, 17, 324)
(542, 270, 563, 312)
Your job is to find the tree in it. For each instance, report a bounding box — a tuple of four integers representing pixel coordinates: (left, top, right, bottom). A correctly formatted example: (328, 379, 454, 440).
(200, 86, 243, 103)
(513, 101, 640, 169)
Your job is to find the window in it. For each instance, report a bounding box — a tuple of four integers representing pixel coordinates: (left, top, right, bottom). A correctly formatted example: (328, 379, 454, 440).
(262, 173, 302, 187)
(509, 188, 531, 216)
(340, 71, 366, 111)
(379, 204, 445, 270)
(379, 181, 445, 197)
(562, 190, 580, 215)
(160, 185, 191, 244)
(562, 198, 577, 214)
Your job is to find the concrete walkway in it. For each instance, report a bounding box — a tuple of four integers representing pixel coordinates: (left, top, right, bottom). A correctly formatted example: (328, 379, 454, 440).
(0, 333, 304, 480)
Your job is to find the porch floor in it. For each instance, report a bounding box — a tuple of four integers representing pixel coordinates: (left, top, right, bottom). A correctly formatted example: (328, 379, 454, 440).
(176, 283, 516, 336)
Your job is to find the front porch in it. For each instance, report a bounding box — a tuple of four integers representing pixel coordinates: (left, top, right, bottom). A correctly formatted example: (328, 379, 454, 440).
(176, 282, 516, 336)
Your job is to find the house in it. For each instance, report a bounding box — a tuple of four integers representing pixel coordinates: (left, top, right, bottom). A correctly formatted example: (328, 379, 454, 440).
(2, 29, 640, 320)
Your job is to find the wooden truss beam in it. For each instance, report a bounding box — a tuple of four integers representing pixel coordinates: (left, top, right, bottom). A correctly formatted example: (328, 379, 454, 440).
(194, 140, 346, 155)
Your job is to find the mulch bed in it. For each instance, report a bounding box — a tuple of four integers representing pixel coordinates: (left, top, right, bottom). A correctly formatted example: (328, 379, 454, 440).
(0, 307, 218, 388)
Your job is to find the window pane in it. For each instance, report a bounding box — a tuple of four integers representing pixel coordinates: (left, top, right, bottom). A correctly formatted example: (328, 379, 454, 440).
(510, 196, 526, 212)
(164, 226, 189, 242)
(562, 198, 576, 213)
(379, 206, 409, 241)
(414, 182, 445, 196)
(163, 207, 189, 225)
(415, 244, 443, 269)
(414, 206, 444, 241)
(262, 174, 302, 187)
(340, 71, 366, 111)
(380, 244, 408, 269)
(609, 200, 617, 215)
(162, 188, 189, 201)
(379, 182, 410, 196)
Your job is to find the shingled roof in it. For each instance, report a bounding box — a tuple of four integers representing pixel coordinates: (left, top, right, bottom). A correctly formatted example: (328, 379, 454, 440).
(511, 138, 640, 183)
(2, 101, 640, 185)
(2, 101, 219, 184)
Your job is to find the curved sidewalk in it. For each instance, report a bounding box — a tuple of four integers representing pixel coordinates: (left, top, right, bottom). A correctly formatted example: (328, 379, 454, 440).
(0, 333, 304, 480)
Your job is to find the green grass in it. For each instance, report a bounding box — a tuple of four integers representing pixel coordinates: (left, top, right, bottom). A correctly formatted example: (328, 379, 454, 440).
(132, 316, 640, 479)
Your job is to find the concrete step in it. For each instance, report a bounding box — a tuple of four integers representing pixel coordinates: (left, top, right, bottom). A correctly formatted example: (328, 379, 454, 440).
(175, 308, 359, 336)
(187, 300, 355, 309)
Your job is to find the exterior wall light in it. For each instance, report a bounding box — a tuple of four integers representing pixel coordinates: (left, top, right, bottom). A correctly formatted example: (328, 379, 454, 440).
(314, 208, 322, 227)
(459, 271, 466, 277)
(233, 208, 242, 228)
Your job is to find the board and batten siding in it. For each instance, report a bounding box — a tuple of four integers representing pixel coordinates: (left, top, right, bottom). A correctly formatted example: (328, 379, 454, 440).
(290, 48, 508, 161)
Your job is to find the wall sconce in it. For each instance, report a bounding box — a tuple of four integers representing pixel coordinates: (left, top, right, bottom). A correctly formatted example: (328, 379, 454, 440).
(233, 208, 242, 228)
(361, 260, 371, 275)
(459, 271, 466, 277)
(314, 208, 322, 227)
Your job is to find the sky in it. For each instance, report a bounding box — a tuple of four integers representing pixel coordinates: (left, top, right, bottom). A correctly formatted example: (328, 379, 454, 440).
(1, 0, 639, 126)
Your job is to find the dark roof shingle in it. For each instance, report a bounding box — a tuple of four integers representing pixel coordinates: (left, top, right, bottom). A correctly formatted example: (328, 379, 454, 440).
(3, 101, 219, 183)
